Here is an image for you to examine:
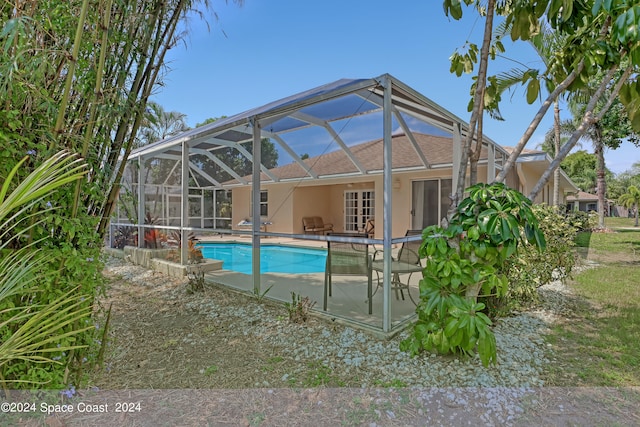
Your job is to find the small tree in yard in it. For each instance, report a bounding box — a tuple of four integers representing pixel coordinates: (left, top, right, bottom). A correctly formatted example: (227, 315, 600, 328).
(401, 183, 545, 366)
(619, 186, 640, 227)
(443, 1, 640, 204)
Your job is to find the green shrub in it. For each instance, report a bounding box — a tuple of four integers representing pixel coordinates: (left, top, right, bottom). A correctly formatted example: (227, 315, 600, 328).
(484, 204, 578, 316)
(401, 183, 545, 366)
(0, 153, 105, 390)
(565, 209, 598, 231)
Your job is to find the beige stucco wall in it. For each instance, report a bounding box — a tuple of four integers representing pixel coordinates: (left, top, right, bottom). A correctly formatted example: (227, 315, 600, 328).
(231, 184, 295, 233)
(231, 187, 250, 228)
(293, 185, 335, 234)
(230, 161, 563, 238)
(516, 164, 566, 205)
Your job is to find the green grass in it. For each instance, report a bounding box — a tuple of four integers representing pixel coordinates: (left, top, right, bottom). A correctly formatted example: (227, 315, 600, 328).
(574, 266, 640, 303)
(605, 217, 639, 229)
(203, 364, 219, 376)
(543, 229, 640, 386)
(299, 361, 346, 387)
(575, 229, 640, 257)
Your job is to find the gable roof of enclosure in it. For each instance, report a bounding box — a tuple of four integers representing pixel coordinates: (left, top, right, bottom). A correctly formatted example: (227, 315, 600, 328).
(127, 73, 507, 187)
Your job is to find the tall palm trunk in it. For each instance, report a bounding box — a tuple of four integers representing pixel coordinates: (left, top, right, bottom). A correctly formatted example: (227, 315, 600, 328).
(595, 137, 606, 228)
(553, 100, 560, 206)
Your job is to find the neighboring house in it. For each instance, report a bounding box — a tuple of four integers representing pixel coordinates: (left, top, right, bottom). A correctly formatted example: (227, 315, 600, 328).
(566, 191, 626, 216)
(566, 191, 599, 212)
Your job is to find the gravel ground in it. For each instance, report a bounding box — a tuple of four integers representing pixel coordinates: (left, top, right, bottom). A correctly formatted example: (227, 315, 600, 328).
(103, 256, 580, 389)
(65, 256, 638, 426)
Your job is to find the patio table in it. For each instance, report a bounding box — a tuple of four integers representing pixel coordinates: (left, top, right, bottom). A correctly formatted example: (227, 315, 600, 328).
(371, 259, 422, 305)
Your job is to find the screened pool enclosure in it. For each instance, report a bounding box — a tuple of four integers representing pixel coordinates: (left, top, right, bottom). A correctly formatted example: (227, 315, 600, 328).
(110, 74, 510, 334)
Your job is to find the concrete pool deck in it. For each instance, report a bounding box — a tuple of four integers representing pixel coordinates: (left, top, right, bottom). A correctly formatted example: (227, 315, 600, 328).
(107, 232, 421, 336)
(196, 233, 420, 336)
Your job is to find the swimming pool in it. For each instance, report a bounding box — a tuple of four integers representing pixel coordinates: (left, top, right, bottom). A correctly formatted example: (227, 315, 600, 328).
(198, 242, 327, 274)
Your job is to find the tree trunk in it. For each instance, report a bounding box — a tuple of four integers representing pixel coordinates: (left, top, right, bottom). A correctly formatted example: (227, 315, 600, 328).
(635, 204, 639, 227)
(494, 61, 585, 184)
(530, 113, 595, 200)
(529, 66, 620, 200)
(451, 0, 495, 212)
(553, 100, 560, 206)
(469, 92, 485, 186)
(595, 139, 606, 228)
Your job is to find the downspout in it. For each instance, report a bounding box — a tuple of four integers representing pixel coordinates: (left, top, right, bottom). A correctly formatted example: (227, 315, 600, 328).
(516, 163, 526, 197)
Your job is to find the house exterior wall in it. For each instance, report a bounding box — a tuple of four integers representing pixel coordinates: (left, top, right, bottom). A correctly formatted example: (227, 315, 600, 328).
(517, 164, 567, 205)
(231, 185, 295, 233)
(580, 201, 598, 212)
(293, 184, 336, 233)
(269, 184, 295, 231)
(518, 166, 542, 203)
(231, 187, 250, 229)
(230, 162, 563, 238)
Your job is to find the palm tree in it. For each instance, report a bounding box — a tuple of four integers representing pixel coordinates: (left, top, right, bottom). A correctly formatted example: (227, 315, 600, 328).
(538, 118, 587, 205)
(136, 102, 190, 148)
(492, 22, 568, 206)
(619, 185, 640, 227)
(567, 94, 638, 228)
(538, 119, 582, 157)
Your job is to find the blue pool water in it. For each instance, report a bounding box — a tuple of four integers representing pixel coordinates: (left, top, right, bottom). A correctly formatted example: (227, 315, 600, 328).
(198, 243, 327, 274)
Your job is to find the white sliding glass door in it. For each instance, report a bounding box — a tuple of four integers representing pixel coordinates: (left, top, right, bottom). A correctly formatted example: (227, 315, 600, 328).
(411, 179, 452, 229)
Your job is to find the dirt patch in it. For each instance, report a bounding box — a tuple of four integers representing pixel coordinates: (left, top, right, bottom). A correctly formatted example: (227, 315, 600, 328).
(94, 266, 320, 389)
(78, 258, 640, 426)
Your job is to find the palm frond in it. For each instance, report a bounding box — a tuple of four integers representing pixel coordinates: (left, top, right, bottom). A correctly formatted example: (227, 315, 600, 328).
(0, 151, 86, 221)
(0, 289, 94, 378)
(0, 247, 47, 301)
(494, 67, 533, 94)
(0, 151, 89, 387)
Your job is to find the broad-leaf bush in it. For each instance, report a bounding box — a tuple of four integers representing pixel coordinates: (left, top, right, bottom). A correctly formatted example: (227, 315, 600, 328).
(401, 183, 546, 366)
(485, 204, 578, 317)
(565, 209, 598, 231)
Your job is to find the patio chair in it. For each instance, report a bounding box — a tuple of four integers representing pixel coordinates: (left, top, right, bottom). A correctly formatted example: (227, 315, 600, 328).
(371, 230, 423, 304)
(324, 236, 373, 315)
(362, 218, 375, 238)
(302, 216, 334, 234)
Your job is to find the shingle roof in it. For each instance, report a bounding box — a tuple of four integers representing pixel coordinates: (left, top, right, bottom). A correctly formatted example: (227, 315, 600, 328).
(566, 191, 598, 202)
(233, 132, 488, 183)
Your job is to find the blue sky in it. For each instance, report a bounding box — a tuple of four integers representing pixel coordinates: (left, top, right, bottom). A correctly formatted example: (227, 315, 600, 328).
(152, 0, 638, 174)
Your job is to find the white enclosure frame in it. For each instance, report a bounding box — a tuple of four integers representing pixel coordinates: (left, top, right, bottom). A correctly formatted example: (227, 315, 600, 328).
(114, 73, 511, 333)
